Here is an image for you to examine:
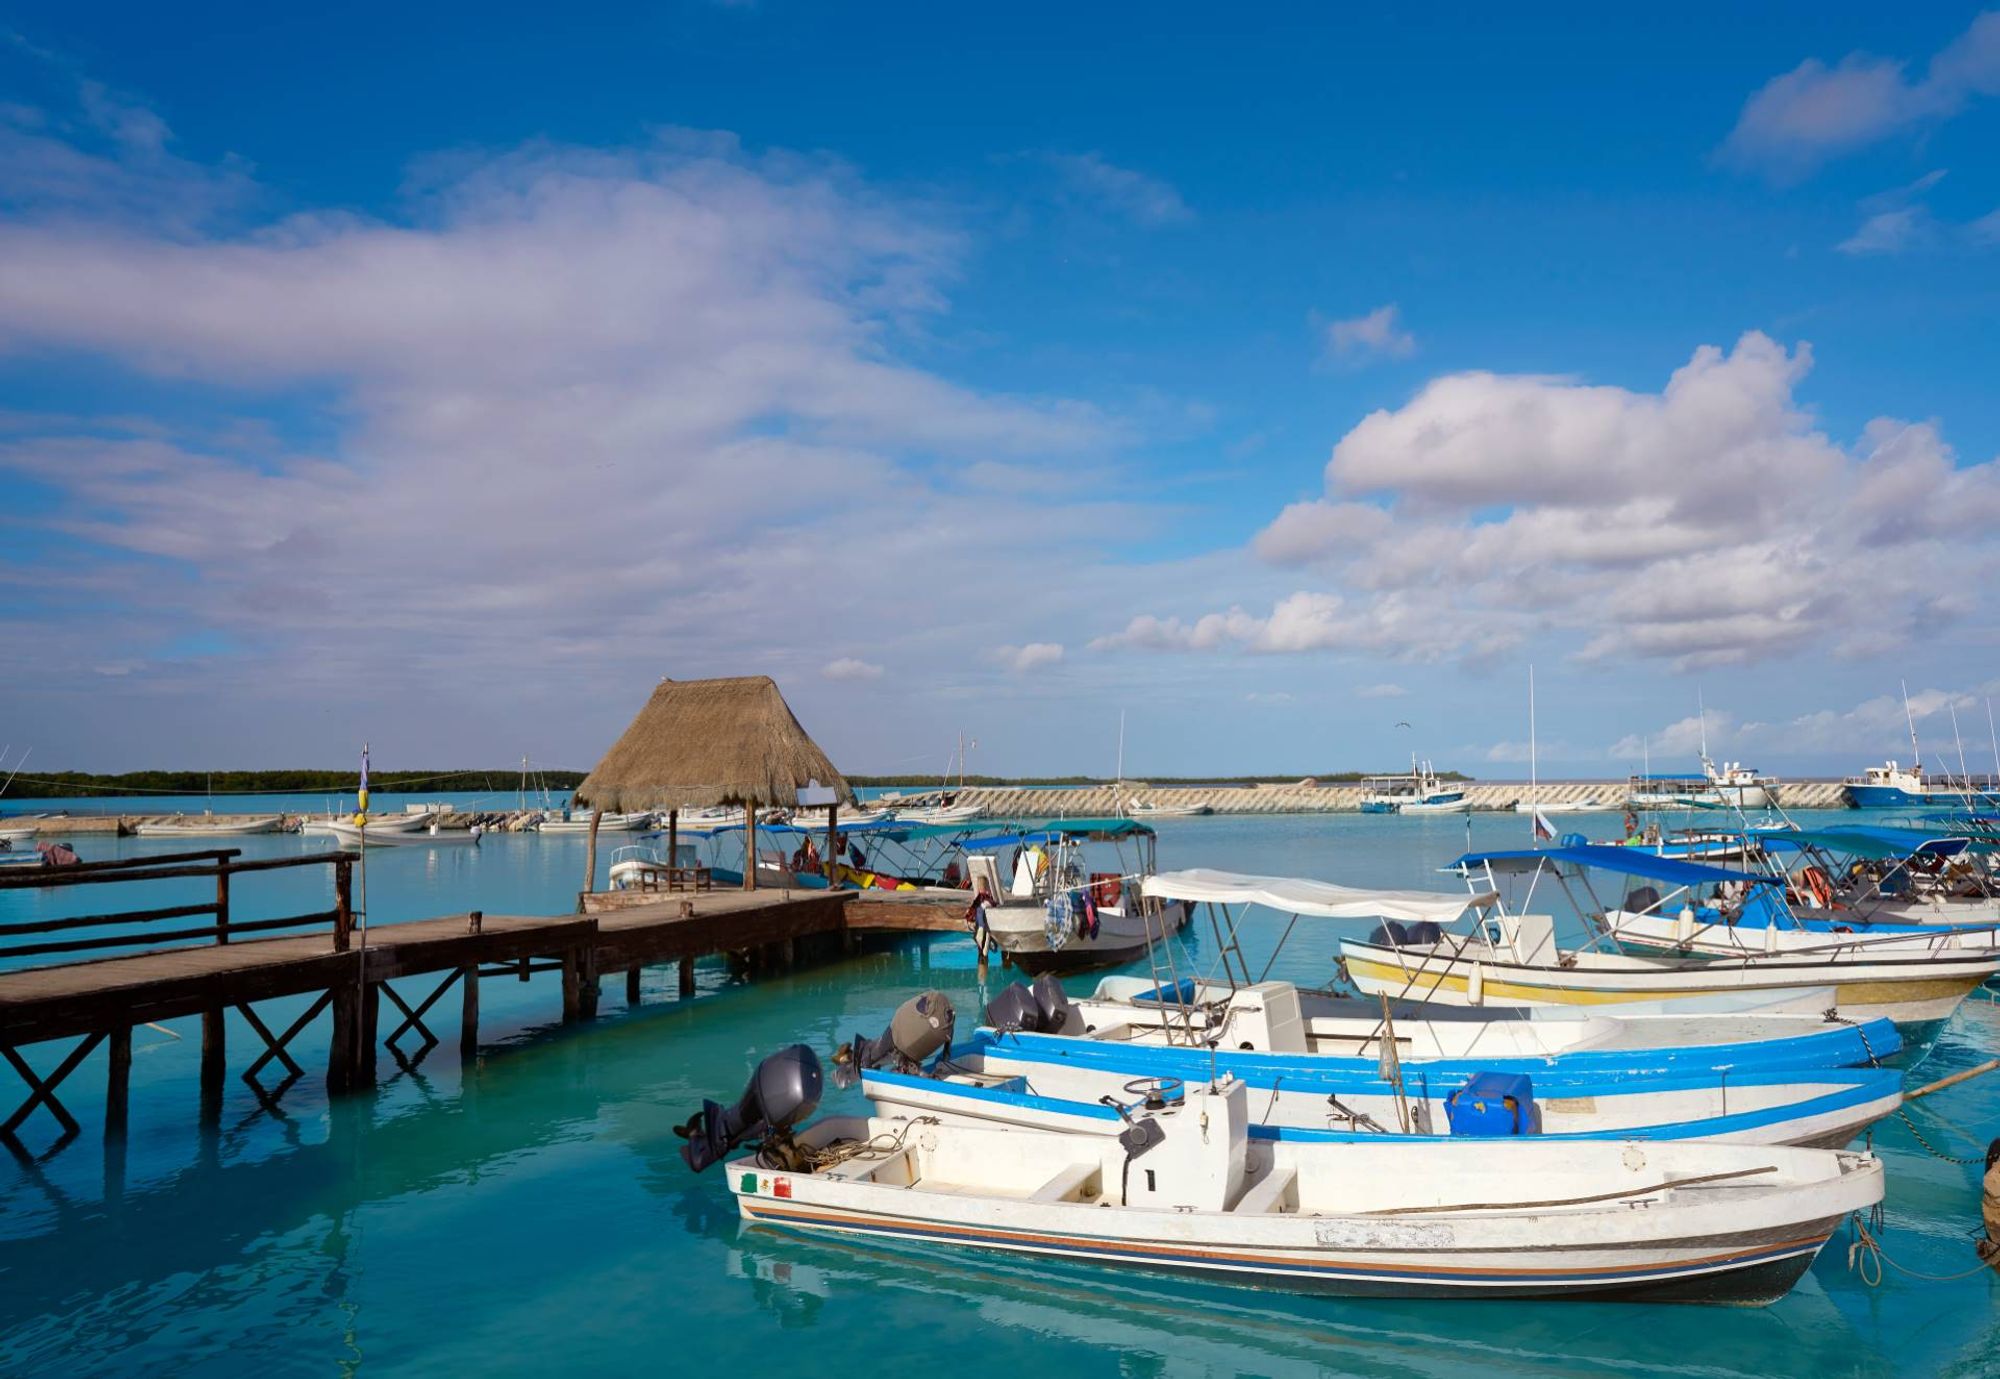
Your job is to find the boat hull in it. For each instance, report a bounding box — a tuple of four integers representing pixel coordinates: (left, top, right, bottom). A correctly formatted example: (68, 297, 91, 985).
(133, 817, 285, 836)
(1340, 938, 1997, 1028)
(728, 1123, 1880, 1305)
(986, 901, 1191, 973)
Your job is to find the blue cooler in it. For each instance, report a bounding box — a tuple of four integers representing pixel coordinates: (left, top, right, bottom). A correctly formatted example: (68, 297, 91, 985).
(1443, 1071, 1539, 1135)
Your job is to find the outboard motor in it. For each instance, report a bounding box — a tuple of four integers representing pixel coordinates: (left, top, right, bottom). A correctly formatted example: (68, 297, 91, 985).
(832, 990, 955, 1088)
(985, 975, 1081, 1034)
(676, 1043, 824, 1173)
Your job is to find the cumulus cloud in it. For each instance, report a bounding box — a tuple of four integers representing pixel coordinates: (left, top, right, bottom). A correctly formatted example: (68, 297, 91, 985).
(1096, 332, 2000, 671)
(1354, 682, 1409, 699)
(1319, 304, 1416, 366)
(997, 642, 1065, 674)
(821, 657, 883, 681)
(1720, 13, 2000, 178)
(0, 108, 1163, 761)
(1042, 152, 1191, 226)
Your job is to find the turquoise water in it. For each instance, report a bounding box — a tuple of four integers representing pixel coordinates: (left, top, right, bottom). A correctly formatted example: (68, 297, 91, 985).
(2, 813, 1997, 1376)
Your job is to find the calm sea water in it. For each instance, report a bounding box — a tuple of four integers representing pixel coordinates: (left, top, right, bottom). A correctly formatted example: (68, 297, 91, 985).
(2, 810, 1996, 1377)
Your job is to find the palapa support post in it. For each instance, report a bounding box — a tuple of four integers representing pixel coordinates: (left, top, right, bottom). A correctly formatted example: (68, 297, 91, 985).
(667, 808, 678, 881)
(743, 799, 758, 892)
(825, 801, 838, 885)
(580, 806, 604, 913)
(460, 963, 480, 1062)
(199, 1008, 225, 1124)
(104, 1025, 132, 1140)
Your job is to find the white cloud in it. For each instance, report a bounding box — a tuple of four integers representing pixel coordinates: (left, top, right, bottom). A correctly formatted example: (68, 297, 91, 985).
(0, 115, 1166, 759)
(1096, 332, 2000, 672)
(1354, 682, 1409, 699)
(1319, 304, 1416, 366)
(1609, 711, 1740, 762)
(821, 657, 883, 681)
(1720, 13, 2000, 178)
(1837, 206, 1934, 255)
(1042, 152, 1191, 226)
(997, 642, 1065, 674)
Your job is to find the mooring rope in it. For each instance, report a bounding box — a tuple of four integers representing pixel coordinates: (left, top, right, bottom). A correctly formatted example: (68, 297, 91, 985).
(1847, 1207, 1996, 1285)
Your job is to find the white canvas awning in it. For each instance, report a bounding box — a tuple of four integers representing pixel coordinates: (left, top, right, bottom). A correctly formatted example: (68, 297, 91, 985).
(1141, 868, 1492, 924)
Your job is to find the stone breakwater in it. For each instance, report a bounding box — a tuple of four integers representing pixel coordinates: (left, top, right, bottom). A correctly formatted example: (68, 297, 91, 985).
(953, 780, 1853, 817)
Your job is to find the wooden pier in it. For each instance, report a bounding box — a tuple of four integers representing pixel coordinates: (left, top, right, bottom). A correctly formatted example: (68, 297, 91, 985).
(0, 854, 964, 1157)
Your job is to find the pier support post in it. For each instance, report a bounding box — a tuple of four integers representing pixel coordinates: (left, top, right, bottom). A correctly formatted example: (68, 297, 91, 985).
(561, 951, 582, 1021)
(199, 1009, 225, 1124)
(626, 967, 642, 1006)
(678, 955, 696, 998)
(358, 983, 380, 1088)
(104, 1025, 131, 1141)
(460, 963, 480, 1063)
(329, 982, 358, 1092)
(578, 948, 600, 1019)
(744, 800, 758, 892)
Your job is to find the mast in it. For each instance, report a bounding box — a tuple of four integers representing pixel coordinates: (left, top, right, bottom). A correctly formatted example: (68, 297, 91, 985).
(1115, 709, 1126, 794)
(1950, 700, 1972, 796)
(1697, 689, 1711, 778)
(1528, 664, 1539, 830)
(1988, 698, 1999, 788)
(1902, 680, 1923, 778)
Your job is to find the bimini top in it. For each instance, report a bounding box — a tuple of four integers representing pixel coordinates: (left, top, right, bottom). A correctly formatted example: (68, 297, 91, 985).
(1757, 826, 1974, 861)
(1451, 845, 1781, 889)
(1141, 868, 1492, 923)
(950, 819, 1155, 851)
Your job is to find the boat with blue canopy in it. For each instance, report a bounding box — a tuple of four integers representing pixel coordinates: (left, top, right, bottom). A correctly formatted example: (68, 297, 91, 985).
(1334, 847, 2000, 1028)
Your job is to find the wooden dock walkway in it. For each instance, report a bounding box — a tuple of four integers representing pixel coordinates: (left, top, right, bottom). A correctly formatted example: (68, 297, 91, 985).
(0, 854, 966, 1157)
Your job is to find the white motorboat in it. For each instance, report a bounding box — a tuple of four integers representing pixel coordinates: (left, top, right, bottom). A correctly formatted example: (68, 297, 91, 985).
(0, 824, 36, 842)
(538, 810, 649, 833)
(864, 1036, 1902, 1150)
(693, 1049, 1884, 1304)
(894, 803, 986, 826)
(304, 811, 429, 835)
(1339, 847, 2000, 1028)
(958, 819, 1191, 971)
(133, 815, 285, 836)
(1126, 798, 1214, 818)
(1360, 757, 1468, 814)
(1511, 799, 1595, 814)
(319, 820, 481, 848)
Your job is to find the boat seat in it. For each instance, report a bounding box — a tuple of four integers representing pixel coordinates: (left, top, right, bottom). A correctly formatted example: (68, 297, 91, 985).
(1231, 1165, 1297, 1215)
(1029, 1161, 1102, 1203)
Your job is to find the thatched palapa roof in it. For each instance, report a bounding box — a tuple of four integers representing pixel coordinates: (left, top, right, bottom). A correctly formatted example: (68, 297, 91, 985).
(573, 675, 852, 811)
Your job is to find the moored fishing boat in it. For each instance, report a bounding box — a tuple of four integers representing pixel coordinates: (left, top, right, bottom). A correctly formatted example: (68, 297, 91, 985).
(320, 819, 481, 847)
(863, 1031, 1903, 1149)
(1126, 798, 1214, 818)
(687, 1047, 1884, 1304)
(1359, 757, 1468, 814)
(955, 819, 1192, 971)
(133, 814, 285, 836)
(538, 809, 649, 833)
(1339, 847, 2000, 1028)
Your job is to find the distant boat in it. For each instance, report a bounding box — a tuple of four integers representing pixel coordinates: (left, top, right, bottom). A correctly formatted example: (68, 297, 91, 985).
(1511, 799, 1595, 814)
(0, 823, 35, 842)
(134, 815, 285, 837)
(304, 811, 428, 835)
(1626, 760, 1776, 811)
(1843, 760, 2000, 810)
(320, 820, 481, 848)
(538, 810, 649, 833)
(1359, 757, 1468, 814)
(893, 803, 986, 825)
(1126, 799, 1213, 818)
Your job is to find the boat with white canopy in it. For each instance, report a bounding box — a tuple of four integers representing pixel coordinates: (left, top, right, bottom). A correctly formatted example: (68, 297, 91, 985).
(996, 869, 1897, 1077)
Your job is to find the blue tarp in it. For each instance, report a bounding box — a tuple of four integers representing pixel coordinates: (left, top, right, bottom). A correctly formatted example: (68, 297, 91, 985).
(1450, 845, 1782, 888)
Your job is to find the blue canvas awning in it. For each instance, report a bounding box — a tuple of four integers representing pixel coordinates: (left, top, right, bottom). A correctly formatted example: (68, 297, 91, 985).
(952, 818, 1155, 851)
(1756, 826, 1973, 860)
(1450, 844, 1781, 888)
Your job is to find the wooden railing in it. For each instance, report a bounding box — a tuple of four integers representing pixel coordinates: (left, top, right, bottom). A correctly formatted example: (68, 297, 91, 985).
(0, 849, 360, 961)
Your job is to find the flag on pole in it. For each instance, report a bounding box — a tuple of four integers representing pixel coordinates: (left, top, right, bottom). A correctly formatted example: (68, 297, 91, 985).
(1533, 810, 1555, 842)
(357, 743, 371, 825)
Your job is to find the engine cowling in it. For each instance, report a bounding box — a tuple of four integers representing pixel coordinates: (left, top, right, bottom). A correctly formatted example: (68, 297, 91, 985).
(676, 1043, 824, 1172)
(833, 990, 955, 1086)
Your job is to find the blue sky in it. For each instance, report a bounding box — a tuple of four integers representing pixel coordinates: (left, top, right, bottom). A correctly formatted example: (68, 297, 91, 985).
(2, 3, 1998, 779)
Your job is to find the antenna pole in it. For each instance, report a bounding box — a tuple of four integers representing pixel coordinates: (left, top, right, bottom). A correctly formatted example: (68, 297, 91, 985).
(1988, 698, 1999, 789)
(1528, 664, 1538, 825)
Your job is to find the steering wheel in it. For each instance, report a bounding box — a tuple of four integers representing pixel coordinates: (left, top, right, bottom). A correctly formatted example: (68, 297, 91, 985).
(1121, 1076, 1185, 1110)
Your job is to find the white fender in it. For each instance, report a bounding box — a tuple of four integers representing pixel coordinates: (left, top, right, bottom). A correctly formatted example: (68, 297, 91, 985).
(1467, 962, 1485, 1006)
